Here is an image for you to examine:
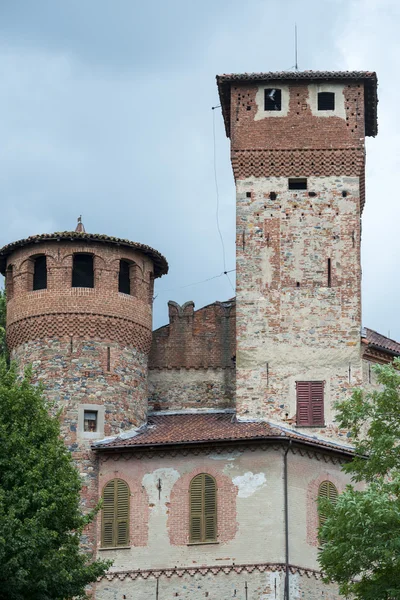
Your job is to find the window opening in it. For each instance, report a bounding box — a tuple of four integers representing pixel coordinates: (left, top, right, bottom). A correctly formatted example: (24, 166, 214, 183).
(101, 479, 130, 548)
(327, 258, 332, 288)
(264, 88, 282, 111)
(119, 260, 131, 294)
(289, 178, 307, 190)
(296, 381, 324, 426)
(72, 254, 94, 288)
(189, 473, 217, 543)
(106, 347, 111, 372)
(84, 410, 98, 432)
(33, 255, 47, 291)
(6, 265, 14, 299)
(318, 481, 338, 543)
(318, 92, 335, 111)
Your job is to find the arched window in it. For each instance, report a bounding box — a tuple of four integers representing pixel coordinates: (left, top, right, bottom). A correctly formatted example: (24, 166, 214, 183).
(189, 473, 217, 543)
(6, 265, 13, 299)
(118, 260, 131, 294)
(318, 92, 335, 111)
(101, 478, 130, 548)
(72, 254, 94, 288)
(318, 480, 338, 542)
(33, 255, 47, 290)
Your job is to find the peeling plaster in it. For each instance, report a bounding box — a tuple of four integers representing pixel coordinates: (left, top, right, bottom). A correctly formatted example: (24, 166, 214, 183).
(233, 471, 266, 498)
(209, 450, 242, 461)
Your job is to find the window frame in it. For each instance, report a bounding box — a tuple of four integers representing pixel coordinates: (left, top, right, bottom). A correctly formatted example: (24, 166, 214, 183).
(101, 478, 130, 549)
(189, 473, 218, 544)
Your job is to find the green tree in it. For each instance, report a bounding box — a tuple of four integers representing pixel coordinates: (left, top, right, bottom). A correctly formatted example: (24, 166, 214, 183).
(0, 288, 5, 360)
(318, 358, 400, 599)
(0, 361, 111, 600)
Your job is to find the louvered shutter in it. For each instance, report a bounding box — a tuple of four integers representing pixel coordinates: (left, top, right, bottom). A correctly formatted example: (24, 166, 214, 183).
(296, 382, 311, 425)
(204, 475, 217, 542)
(102, 480, 116, 547)
(318, 481, 338, 541)
(311, 382, 324, 425)
(189, 474, 217, 543)
(101, 479, 130, 547)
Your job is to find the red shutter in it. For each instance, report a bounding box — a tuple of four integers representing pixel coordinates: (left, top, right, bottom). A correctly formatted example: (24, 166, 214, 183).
(296, 381, 325, 426)
(311, 382, 324, 425)
(296, 382, 311, 425)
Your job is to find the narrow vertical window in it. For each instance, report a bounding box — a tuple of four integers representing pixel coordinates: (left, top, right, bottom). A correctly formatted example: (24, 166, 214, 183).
(327, 258, 332, 288)
(33, 255, 47, 290)
(189, 474, 217, 543)
(118, 260, 131, 294)
(101, 479, 130, 548)
(106, 346, 111, 372)
(296, 381, 324, 426)
(318, 481, 338, 543)
(72, 254, 94, 288)
(6, 265, 14, 300)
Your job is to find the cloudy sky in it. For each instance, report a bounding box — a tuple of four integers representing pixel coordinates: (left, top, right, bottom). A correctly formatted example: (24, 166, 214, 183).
(1, 0, 399, 339)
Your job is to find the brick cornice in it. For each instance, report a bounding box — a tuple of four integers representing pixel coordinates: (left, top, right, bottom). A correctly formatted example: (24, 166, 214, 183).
(100, 561, 324, 581)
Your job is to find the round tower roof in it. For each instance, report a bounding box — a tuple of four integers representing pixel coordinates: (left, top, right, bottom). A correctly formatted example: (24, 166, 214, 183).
(0, 231, 168, 278)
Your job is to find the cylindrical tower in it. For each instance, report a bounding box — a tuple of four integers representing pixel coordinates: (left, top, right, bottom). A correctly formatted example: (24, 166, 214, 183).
(0, 221, 168, 437)
(0, 221, 168, 550)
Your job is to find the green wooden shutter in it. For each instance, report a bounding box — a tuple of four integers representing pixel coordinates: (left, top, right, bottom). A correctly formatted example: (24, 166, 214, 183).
(101, 479, 130, 547)
(189, 474, 217, 543)
(318, 481, 338, 542)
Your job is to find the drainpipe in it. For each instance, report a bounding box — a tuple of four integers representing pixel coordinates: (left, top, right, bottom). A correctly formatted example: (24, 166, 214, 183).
(283, 440, 292, 600)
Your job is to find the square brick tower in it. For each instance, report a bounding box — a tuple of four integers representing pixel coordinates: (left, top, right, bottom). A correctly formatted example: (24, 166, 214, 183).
(217, 71, 378, 439)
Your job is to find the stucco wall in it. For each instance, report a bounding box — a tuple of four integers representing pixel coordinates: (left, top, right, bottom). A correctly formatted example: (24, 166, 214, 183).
(95, 445, 353, 598)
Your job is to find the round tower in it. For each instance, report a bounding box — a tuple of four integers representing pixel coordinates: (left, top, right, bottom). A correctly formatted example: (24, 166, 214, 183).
(0, 220, 168, 446)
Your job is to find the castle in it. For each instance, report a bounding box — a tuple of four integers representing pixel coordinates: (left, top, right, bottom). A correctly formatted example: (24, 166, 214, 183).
(1, 70, 399, 599)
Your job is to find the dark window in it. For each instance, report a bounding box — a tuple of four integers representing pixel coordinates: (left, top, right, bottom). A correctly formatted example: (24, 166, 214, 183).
(327, 258, 332, 288)
(289, 178, 307, 190)
(101, 479, 130, 548)
(6, 265, 14, 299)
(296, 381, 324, 426)
(189, 473, 217, 543)
(318, 92, 335, 111)
(84, 410, 98, 432)
(119, 260, 131, 294)
(33, 256, 47, 290)
(72, 254, 94, 288)
(264, 88, 282, 111)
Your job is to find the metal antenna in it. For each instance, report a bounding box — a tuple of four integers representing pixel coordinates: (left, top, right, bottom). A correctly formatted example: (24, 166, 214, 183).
(295, 23, 299, 71)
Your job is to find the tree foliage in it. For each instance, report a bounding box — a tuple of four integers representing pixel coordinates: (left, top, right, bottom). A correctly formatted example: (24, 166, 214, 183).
(0, 288, 5, 360)
(318, 358, 400, 599)
(0, 361, 111, 600)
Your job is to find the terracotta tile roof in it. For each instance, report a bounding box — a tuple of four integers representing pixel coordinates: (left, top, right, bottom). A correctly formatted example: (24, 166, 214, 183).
(0, 231, 168, 278)
(93, 412, 355, 456)
(362, 328, 400, 355)
(216, 70, 378, 138)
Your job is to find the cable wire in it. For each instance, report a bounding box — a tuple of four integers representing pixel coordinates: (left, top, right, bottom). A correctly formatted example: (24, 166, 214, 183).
(155, 269, 236, 296)
(212, 107, 227, 273)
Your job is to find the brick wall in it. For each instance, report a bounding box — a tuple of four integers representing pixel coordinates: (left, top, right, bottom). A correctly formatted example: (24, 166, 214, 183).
(149, 300, 236, 410)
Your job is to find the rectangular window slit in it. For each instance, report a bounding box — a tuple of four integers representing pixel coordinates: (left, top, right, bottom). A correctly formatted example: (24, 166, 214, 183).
(288, 178, 307, 190)
(264, 88, 281, 111)
(107, 347, 111, 372)
(327, 258, 332, 288)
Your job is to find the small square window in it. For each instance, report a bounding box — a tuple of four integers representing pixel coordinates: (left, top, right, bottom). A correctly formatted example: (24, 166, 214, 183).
(289, 178, 307, 190)
(318, 92, 335, 111)
(84, 410, 98, 432)
(264, 88, 282, 111)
